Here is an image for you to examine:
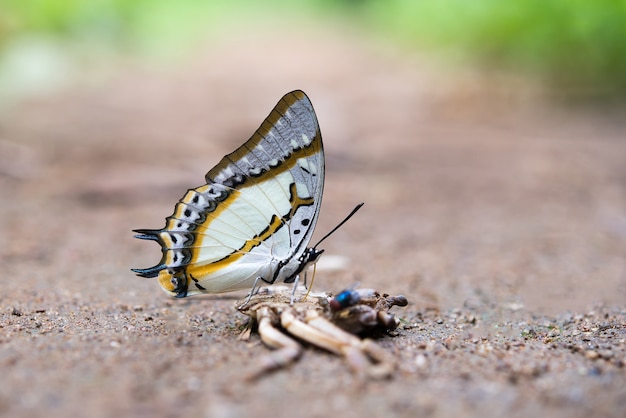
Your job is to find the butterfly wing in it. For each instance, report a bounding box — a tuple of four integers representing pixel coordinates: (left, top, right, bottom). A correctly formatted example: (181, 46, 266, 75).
(132, 90, 325, 297)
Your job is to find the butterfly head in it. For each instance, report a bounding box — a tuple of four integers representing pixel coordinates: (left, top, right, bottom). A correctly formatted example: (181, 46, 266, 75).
(158, 269, 188, 298)
(301, 247, 324, 268)
(282, 247, 324, 284)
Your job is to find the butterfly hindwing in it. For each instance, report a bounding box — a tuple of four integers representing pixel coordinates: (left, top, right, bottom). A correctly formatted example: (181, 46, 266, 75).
(132, 90, 325, 297)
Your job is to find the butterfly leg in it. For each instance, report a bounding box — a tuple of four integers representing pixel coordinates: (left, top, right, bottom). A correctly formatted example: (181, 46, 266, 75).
(289, 275, 300, 305)
(302, 270, 309, 289)
(239, 276, 267, 309)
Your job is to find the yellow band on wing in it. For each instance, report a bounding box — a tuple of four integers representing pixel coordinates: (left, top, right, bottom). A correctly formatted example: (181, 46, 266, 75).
(186, 213, 284, 278)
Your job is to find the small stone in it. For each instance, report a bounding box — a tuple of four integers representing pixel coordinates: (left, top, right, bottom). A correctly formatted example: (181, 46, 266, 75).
(477, 343, 493, 356)
(598, 350, 614, 360)
(443, 335, 459, 350)
(415, 354, 427, 368)
(585, 350, 599, 360)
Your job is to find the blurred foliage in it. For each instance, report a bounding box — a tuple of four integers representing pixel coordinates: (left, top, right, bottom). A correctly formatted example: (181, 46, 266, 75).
(0, 0, 246, 53)
(1, 0, 626, 100)
(358, 0, 626, 98)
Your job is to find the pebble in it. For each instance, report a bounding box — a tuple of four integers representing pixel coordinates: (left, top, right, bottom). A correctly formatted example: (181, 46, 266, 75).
(598, 350, 614, 359)
(415, 354, 427, 368)
(443, 335, 459, 350)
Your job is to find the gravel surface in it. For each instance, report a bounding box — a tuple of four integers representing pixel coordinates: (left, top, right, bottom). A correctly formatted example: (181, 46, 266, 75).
(1, 26, 625, 418)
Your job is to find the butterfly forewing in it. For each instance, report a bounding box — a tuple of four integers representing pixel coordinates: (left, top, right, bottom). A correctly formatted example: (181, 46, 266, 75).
(132, 90, 325, 297)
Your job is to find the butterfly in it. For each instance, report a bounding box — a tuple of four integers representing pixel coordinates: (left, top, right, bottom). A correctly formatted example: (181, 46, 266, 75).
(132, 90, 330, 300)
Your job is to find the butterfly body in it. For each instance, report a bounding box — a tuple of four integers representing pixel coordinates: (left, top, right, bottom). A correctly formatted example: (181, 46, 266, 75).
(132, 90, 325, 298)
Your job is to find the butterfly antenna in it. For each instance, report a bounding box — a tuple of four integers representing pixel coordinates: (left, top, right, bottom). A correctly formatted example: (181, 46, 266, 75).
(313, 202, 364, 249)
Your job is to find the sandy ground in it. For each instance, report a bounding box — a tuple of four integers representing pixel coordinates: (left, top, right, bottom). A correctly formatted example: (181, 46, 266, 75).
(1, 25, 625, 418)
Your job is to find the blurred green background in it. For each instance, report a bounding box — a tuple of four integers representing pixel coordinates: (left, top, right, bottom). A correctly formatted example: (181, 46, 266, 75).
(1, 0, 626, 104)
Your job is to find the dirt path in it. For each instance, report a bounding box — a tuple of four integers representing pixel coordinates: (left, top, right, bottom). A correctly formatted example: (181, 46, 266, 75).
(1, 26, 625, 418)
